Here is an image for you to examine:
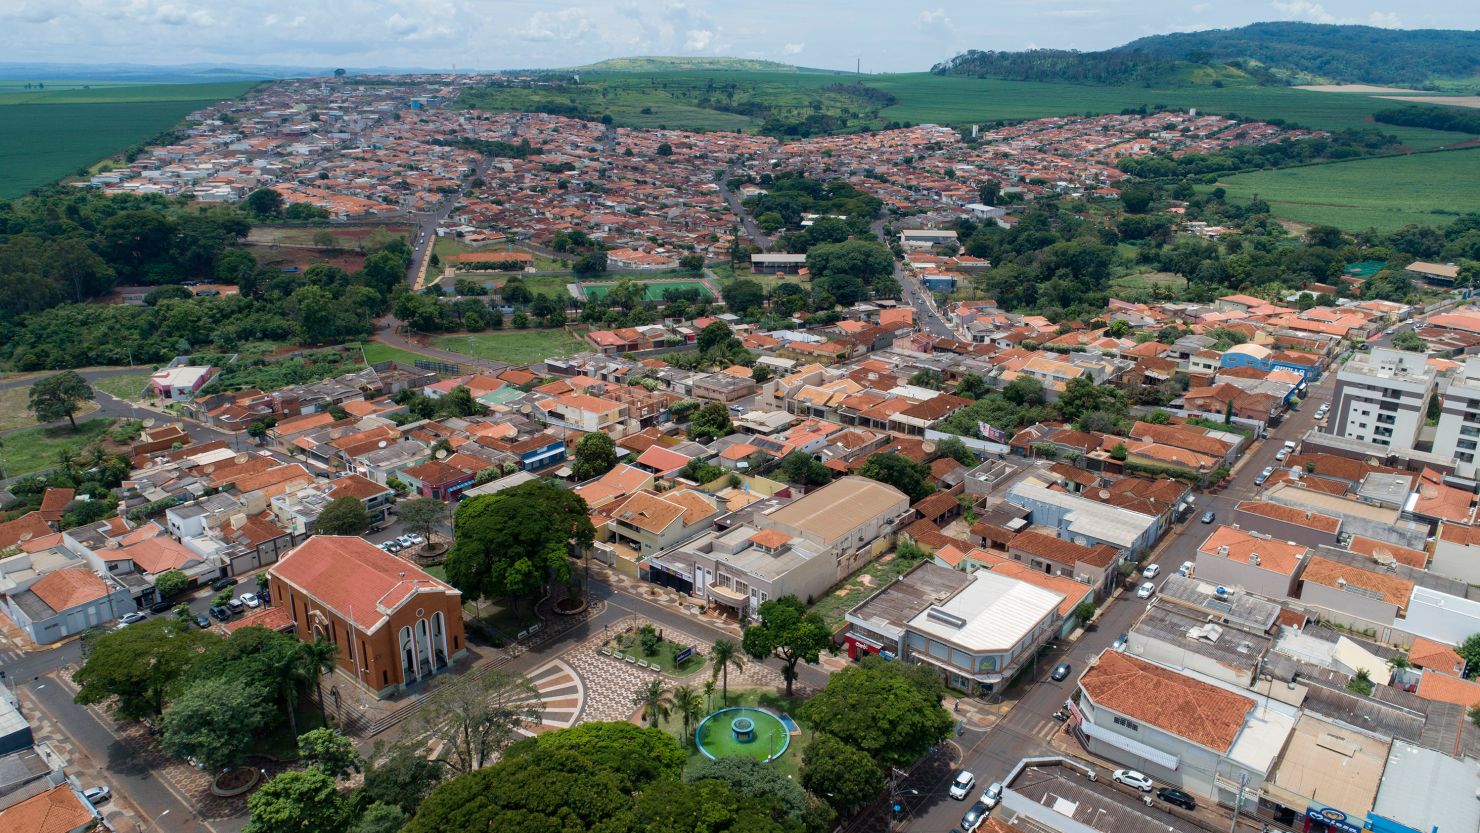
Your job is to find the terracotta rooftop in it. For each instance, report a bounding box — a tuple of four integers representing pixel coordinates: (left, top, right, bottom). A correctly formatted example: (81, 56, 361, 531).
(0, 511, 53, 550)
(1234, 500, 1342, 534)
(1079, 651, 1254, 752)
(1301, 555, 1414, 613)
(749, 529, 792, 549)
(0, 783, 95, 833)
(223, 604, 295, 634)
(1346, 535, 1427, 569)
(30, 567, 109, 612)
(270, 536, 457, 634)
(1416, 672, 1480, 709)
(1197, 525, 1307, 576)
(1409, 637, 1464, 676)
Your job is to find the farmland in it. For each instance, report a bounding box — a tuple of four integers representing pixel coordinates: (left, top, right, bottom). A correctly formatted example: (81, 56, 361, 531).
(0, 81, 256, 198)
(1210, 147, 1480, 232)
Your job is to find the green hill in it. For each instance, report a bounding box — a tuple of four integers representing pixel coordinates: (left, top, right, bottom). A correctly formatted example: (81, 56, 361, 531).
(569, 57, 798, 73)
(935, 22, 1480, 89)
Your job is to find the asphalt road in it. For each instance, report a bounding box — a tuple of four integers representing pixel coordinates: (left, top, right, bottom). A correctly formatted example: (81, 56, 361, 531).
(717, 164, 771, 249)
(872, 218, 956, 339)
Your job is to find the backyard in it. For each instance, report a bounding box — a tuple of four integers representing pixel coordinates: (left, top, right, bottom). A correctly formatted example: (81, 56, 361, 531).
(810, 546, 930, 628)
(430, 329, 588, 365)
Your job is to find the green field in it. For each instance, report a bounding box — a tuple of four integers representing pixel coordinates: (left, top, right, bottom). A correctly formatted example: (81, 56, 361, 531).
(583, 280, 714, 302)
(356, 341, 436, 368)
(90, 371, 154, 401)
(0, 81, 255, 198)
(0, 418, 116, 478)
(1211, 147, 1480, 232)
(430, 329, 588, 365)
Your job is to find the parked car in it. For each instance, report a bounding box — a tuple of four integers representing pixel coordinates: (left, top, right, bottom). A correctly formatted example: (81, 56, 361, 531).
(1157, 787, 1197, 810)
(407, 533, 426, 546)
(118, 612, 147, 626)
(209, 605, 232, 622)
(1282, 440, 1297, 451)
(191, 613, 210, 629)
(960, 801, 991, 833)
(1112, 633, 1128, 652)
(1384, 327, 1396, 335)
(949, 771, 976, 800)
(384, 541, 403, 553)
(211, 577, 238, 592)
(1113, 769, 1155, 792)
(83, 786, 111, 805)
(1050, 662, 1072, 682)
(1136, 582, 1155, 600)
(227, 598, 245, 613)
(981, 782, 1004, 810)
(1200, 510, 1215, 524)
(148, 599, 175, 614)
(1275, 449, 1288, 462)
(1142, 563, 1161, 579)
(396, 535, 415, 548)
(1177, 560, 1194, 577)
(240, 593, 260, 608)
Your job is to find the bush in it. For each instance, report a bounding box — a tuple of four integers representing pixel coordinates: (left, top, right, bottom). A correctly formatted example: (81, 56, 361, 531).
(638, 624, 661, 657)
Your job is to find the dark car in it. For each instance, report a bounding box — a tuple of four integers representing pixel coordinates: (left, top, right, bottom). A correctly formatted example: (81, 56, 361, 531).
(1050, 662, 1072, 682)
(191, 613, 211, 629)
(1157, 787, 1197, 811)
(209, 605, 232, 622)
(149, 599, 175, 614)
(1200, 510, 1215, 524)
(960, 802, 991, 833)
(211, 577, 238, 592)
(226, 598, 246, 614)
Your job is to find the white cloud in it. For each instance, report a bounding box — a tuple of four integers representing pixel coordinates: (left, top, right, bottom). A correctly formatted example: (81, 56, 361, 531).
(1368, 10, 1402, 27)
(684, 28, 713, 50)
(1050, 9, 1097, 18)
(917, 8, 952, 30)
(516, 8, 593, 42)
(781, 42, 804, 56)
(1190, 3, 1211, 12)
(1271, 0, 1336, 24)
(153, 4, 214, 26)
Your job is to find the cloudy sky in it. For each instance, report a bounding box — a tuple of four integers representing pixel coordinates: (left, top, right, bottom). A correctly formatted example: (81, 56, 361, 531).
(2, 0, 1474, 72)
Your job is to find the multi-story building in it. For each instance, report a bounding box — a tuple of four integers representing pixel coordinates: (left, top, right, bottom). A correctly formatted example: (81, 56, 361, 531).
(1432, 355, 1480, 477)
(1328, 348, 1434, 452)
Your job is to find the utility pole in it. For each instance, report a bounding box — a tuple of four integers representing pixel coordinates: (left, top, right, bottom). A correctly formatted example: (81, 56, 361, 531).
(1229, 771, 1247, 833)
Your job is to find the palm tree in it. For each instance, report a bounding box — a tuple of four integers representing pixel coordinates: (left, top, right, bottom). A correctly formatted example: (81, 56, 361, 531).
(268, 642, 315, 738)
(671, 685, 703, 748)
(634, 678, 669, 729)
(304, 638, 340, 723)
(702, 679, 716, 712)
(710, 639, 744, 705)
(1388, 652, 1413, 673)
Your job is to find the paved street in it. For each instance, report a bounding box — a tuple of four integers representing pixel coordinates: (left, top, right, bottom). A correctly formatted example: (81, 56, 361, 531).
(872, 218, 956, 339)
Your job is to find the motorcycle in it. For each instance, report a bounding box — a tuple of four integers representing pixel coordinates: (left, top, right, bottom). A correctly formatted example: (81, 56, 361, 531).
(1051, 709, 1070, 722)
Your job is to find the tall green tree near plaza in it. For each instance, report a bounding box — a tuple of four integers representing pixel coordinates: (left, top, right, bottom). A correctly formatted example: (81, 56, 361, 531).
(27, 370, 93, 429)
(671, 684, 703, 748)
(445, 480, 594, 610)
(635, 677, 670, 729)
(416, 669, 543, 774)
(397, 496, 449, 546)
(302, 637, 339, 724)
(688, 756, 810, 822)
(160, 676, 275, 771)
(702, 678, 717, 711)
(73, 619, 217, 721)
(245, 768, 353, 833)
(298, 727, 362, 779)
(572, 431, 618, 481)
(857, 452, 934, 504)
(742, 596, 832, 696)
(799, 656, 953, 769)
(314, 496, 370, 535)
(356, 803, 407, 833)
(800, 733, 883, 814)
(709, 638, 745, 704)
(517, 721, 687, 791)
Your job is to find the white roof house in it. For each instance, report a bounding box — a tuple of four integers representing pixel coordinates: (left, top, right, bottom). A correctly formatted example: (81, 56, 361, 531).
(906, 569, 1064, 653)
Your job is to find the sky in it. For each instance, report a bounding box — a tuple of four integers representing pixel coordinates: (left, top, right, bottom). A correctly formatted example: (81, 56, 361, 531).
(1, 0, 1476, 73)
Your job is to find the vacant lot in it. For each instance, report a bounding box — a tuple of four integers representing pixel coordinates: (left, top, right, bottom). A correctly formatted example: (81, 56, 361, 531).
(90, 372, 154, 402)
(582, 279, 714, 302)
(430, 329, 588, 366)
(1, 418, 116, 477)
(0, 385, 102, 433)
(1212, 148, 1480, 232)
(0, 81, 255, 198)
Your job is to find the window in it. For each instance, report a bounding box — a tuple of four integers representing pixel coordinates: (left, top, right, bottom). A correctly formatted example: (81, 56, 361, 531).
(1460, 440, 1478, 451)
(1459, 452, 1475, 464)
(1114, 716, 1140, 731)
(1376, 414, 1396, 425)
(1461, 425, 1480, 438)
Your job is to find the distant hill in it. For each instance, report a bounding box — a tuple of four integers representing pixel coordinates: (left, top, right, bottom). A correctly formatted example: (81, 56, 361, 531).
(934, 22, 1480, 88)
(570, 56, 799, 73)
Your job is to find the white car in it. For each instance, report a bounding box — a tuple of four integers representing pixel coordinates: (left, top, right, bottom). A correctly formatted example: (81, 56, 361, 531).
(1177, 560, 1194, 577)
(83, 786, 111, 805)
(1136, 581, 1156, 600)
(407, 533, 427, 546)
(1142, 563, 1161, 579)
(239, 593, 261, 609)
(1113, 769, 1155, 792)
(1275, 449, 1288, 462)
(949, 770, 976, 800)
(981, 782, 1004, 810)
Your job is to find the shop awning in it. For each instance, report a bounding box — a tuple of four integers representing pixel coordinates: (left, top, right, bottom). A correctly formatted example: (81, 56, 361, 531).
(706, 583, 748, 607)
(1080, 721, 1181, 771)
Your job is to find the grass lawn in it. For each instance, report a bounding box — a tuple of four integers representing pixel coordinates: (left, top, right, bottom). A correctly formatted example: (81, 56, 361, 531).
(430, 329, 587, 365)
(1210, 147, 1480, 232)
(0, 386, 102, 433)
(357, 341, 434, 368)
(656, 688, 812, 778)
(584, 279, 714, 302)
(0, 418, 115, 477)
(1110, 270, 1189, 294)
(811, 550, 931, 629)
(91, 371, 154, 402)
(610, 633, 708, 676)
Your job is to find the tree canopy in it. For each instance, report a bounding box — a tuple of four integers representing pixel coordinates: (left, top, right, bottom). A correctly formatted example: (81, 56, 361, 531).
(27, 371, 93, 429)
(573, 431, 618, 481)
(314, 496, 370, 535)
(742, 596, 832, 696)
(73, 618, 217, 720)
(857, 453, 934, 504)
(445, 480, 595, 607)
(799, 656, 953, 769)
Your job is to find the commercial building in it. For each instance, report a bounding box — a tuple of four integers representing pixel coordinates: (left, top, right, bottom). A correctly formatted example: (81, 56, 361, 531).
(1327, 348, 1434, 453)
(148, 365, 216, 400)
(0, 567, 132, 645)
(268, 536, 467, 698)
(1005, 478, 1160, 555)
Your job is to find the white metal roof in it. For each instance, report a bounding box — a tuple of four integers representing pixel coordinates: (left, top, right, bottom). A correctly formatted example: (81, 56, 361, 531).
(906, 569, 1063, 652)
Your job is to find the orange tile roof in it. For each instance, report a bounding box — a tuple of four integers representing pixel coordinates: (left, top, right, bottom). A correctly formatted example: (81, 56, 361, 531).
(328, 473, 393, 501)
(1234, 501, 1342, 534)
(222, 604, 295, 634)
(1080, 651, 1254, 752)
(0, 784, 95, 833)
(30, 568, 108, 612)
(0, 511, 53, 549)
(1416, 672, 1480, 709)
(1198, 526, 1306, 576)
(112, 536, 198, 574)
(270, 536, 457, 634)
(1301, 555, 1414, 612)
(749, 529, 791, 549)
(1409, 637, 1464, 676)
(1347, 535, 1427, 569)
(635, 444, 691, 475)
(38, 488, 74, 522)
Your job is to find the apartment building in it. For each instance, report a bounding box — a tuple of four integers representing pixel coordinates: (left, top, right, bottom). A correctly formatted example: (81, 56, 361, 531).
(1328, 348, 1434, 452)
(1432, 355, 1480, 478)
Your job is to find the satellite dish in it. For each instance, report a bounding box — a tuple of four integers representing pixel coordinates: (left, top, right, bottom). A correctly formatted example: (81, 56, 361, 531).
(921, 442, 936, 454)
(520, 405, 532, 415)
(435, 449, 449, 460)
(142, 417, 156, 428)
(17, 532, 32, 542)
(378, 440, 388, 448)
(328, 428, 344, 440)
(203, 464, 216, 474)
(1098, 489, 1110, 499)
(235, 453, 249, 464)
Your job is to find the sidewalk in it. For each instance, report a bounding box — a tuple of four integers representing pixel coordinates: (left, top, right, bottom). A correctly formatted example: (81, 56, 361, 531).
(588, 562, 745, 639)
(18, 685, 148, 833)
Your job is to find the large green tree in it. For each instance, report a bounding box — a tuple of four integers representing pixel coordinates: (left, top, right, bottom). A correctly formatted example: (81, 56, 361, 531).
(857, 453, 934, 504)
(709, 638, 745, 704)
(27, 370, 93, 429)
(245, 768, 354, 833)
(153, 568, 189, 599)
(397, 497, 449, 545)
(572, 431, 618, 481)
(689, 756, 809, 821)
(800, 733, 883, 814)
(741, 596, 832, 696)
(687, 401, 734, 442)
(314, 496, 370, 535)
(160, 676, 275, 771)
(298, 727, 362, 779)
(414, 669, 543, 774)
(799, 656, 953, 769)
(445, 480, 594, 608)
(74, 619, 217, 721)
(778, 451, 833, 487)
